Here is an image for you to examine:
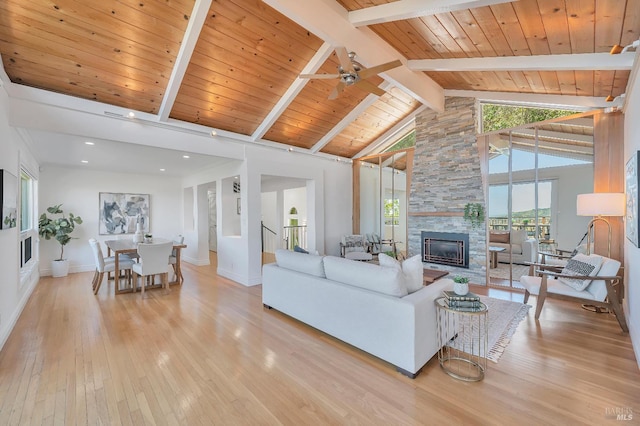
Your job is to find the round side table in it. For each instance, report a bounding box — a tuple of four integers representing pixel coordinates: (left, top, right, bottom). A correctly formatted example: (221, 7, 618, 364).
(435, 297, 488, 381)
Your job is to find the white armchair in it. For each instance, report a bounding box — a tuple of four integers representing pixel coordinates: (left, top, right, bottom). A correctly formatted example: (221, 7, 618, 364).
(520, 253, 627, 332)
(339, 235, 373, 261)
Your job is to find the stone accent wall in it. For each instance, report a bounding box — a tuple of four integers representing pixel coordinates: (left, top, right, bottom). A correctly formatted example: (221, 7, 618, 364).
(408, 97, 487, 284)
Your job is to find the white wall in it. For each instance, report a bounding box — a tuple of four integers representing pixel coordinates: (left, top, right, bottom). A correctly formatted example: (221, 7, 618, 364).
(0, 88, 40, 350)
(38, 166, 183, 275)
(624, 58, 640, 365)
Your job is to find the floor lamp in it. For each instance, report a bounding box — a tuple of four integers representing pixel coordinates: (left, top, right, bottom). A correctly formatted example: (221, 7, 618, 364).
(576, 193, 626, 257)
(576, 193, 625, 313)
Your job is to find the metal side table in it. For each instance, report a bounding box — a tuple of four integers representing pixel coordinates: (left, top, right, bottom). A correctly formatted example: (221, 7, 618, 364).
(435, 297, 488, 381)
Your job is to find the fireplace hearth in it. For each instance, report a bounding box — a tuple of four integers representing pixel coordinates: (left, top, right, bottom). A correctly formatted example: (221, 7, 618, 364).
(421, 231, 469, 268)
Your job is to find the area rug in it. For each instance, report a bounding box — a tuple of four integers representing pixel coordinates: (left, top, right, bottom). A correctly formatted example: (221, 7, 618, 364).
(489, 262, 530, 281)
(450, 296, 530, 363)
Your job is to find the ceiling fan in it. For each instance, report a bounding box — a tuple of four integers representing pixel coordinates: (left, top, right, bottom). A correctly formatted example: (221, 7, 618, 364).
(299, 47, 402, 100)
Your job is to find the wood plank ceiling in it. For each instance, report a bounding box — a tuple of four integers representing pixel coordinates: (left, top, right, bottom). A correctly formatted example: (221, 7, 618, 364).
(0, 0, 638, 159)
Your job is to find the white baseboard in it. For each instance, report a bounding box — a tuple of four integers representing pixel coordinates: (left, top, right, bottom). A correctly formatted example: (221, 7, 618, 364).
(217, 267, 260, 287)
(39, 263, 95, 277)
(182, 255, 210, 266)
(0, 269, 39, 352)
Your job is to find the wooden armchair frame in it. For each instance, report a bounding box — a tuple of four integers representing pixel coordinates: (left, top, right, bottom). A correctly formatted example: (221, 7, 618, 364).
(524, 265, 628, 332)
(539, 250, 573, 265)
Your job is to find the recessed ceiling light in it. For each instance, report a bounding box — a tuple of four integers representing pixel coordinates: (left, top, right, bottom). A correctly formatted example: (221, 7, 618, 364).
(183, 155, 190, 159)
(160, 168, 166, 172)
(81, 160, 89, 164)
(127, 111, 136, 118)
(84, 141, 95, 145)
(210, 130, 217, 136)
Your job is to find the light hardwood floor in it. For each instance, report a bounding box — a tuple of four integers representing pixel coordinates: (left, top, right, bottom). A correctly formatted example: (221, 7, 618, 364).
(1, 252, 639, 425)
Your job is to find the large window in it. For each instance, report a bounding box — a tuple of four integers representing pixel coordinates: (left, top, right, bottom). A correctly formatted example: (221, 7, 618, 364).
(384, 198, 400, 225)
(20, 169, 36, 270)
(489, 180, 553, 239)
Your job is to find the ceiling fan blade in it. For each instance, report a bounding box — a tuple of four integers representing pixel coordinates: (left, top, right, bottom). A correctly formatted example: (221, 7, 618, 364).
(358, 59, 402, 79)
(353, 79, 386, 97)
(335, 47, 355, 74)
(328, 81, 346, 100)
(299, 73, 341, 79)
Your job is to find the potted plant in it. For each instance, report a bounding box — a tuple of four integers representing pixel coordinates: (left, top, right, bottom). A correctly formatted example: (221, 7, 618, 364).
(38, 204, 83, 277)
(463, 203, 485, 229)
(453, 275, 470, 295)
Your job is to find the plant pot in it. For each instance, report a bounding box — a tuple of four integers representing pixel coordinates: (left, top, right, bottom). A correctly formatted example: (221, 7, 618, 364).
(51, 259, 70, 277)
(454, 282, 469, 296)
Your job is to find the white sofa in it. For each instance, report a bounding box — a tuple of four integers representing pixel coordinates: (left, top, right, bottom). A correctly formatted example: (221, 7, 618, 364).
(489, 229, 538, 264)
(262, 249, 453, 378)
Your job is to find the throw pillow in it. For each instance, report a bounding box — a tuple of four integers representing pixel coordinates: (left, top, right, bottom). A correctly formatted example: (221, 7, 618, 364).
(293, 245, 309, 254)
(401, 255, 424, 294)
(378, 252, 400, 269)
(559, 253, 603, 291)
(378, 253, 423, 294)
(490, 232, 510, 243)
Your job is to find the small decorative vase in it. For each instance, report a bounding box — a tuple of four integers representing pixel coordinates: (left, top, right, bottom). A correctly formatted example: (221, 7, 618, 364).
(133, 223, 143, 243)
(454, 282, 469, 296)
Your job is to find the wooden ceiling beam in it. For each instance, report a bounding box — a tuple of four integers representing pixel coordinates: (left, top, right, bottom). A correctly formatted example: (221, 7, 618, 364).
(261, 0, 444, 112)
(158, 0, 212, 122)
(445, 89, 609, 108)
(252, 42, 334, 141)
(348, 0, 514, 27)
(408, 52, 635, 72)
(509, 129, 593, 144)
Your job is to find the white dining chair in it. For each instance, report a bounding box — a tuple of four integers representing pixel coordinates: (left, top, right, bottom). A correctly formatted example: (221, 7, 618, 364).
(89, 239, 134, 295)
(132, 241, 173, 297)
(169, 235, 184, 284)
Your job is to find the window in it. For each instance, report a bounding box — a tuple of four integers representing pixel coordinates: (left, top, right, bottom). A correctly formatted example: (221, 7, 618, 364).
(19, 169, 36, 270)
(489, 180, 553, 240)
(20, 171, 32, 232)
(481, 103, 577, 133)
(384, 198, 400, 225)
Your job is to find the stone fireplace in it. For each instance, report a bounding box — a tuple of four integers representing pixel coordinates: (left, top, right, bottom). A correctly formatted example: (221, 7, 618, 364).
(408, 97, 487, 284)
(421, 231, 469, 268)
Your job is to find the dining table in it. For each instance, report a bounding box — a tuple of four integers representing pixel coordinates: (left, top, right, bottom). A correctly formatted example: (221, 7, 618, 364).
(105, 238, 187, 294)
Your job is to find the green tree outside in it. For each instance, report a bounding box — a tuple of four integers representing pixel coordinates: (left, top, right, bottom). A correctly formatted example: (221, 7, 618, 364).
(481, 104, 576, 133)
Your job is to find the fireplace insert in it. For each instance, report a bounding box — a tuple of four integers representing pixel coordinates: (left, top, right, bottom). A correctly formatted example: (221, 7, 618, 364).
(421, 231, 469, 268)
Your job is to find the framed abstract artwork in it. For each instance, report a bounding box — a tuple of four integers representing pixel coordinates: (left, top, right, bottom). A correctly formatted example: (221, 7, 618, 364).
(0, 169, 18, 230)
(99, 192, 150, 235)
(625, 151, 639, 247)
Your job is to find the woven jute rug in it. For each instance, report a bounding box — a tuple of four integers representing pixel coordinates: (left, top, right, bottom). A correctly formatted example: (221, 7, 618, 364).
(450, 296, 530, 363)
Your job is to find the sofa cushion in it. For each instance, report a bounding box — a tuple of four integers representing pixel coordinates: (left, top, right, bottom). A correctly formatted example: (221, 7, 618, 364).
(559, 253, 603, 291)
(323, 256, 408, 297)
(490, 232, 510, 243)
(510, 229, 527, 245)
(378, 253, 423, 294)
(275, 249, 325, 278)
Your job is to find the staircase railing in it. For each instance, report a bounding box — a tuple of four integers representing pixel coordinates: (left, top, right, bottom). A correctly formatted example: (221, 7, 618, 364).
(284, 225, 307, 251)
(261, 221, 277, 253)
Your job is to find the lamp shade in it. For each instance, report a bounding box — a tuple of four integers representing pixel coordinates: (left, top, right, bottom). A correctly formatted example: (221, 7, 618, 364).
(576, 193, 625, 217)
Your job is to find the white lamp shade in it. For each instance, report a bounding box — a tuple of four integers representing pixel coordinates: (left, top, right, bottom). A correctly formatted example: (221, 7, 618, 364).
(576, 193, 625, 216)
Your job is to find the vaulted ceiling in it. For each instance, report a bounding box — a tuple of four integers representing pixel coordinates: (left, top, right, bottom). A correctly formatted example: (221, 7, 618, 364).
(0, 0, 638, 159)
